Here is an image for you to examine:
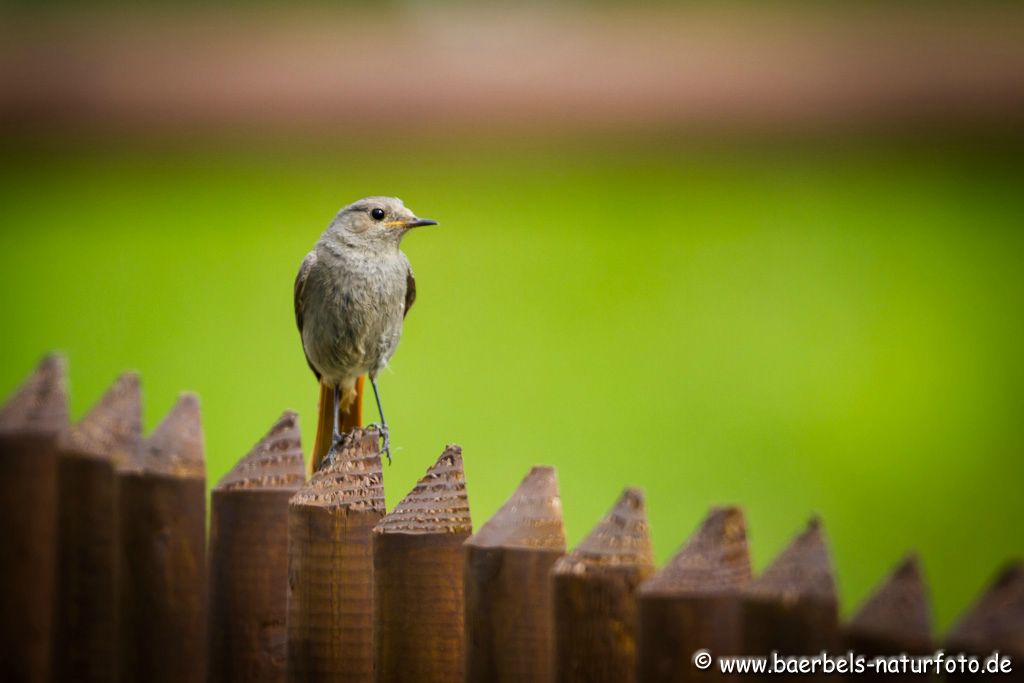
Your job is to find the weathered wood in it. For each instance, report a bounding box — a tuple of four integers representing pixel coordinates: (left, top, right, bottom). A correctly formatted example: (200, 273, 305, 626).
(373, 445, 472, 683)
(741, 518, 839, 681)
(553, 487, 655, 683)
(118, 392, 207, 683)
(637, 506, 752, 683)
(208, 411, 305, 683)
(287, 428, 384, 683)
(464, 465, 566, 683)
(945, 562, 1024, 682)
(844, 554, 931, 681)
(53, 372, 142, 683)
(0, 354, 68, 683)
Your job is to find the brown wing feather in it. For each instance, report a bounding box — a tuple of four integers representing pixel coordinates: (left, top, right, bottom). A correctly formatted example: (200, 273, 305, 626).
(404, 265, 416, 318)
(294, 252, 320, 380)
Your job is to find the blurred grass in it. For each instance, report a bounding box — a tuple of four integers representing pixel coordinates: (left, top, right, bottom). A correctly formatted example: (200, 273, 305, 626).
(0, 138, 1021, 630)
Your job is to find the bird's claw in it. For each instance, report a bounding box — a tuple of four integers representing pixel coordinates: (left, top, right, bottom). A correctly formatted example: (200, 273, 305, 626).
(368, 423, 392, 465)
(319, 433, 346, 471)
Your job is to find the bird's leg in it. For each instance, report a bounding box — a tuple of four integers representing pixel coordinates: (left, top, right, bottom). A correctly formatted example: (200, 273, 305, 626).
(332, 383, 342, 442)
(320, 383, 343, 470)
(369, 375, 391, 464)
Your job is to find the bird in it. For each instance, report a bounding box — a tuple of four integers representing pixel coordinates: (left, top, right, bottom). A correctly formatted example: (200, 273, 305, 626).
(294, 196, 437, 471)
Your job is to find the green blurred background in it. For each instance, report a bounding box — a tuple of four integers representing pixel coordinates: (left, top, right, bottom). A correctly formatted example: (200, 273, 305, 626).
(2, 2, 1023, 634)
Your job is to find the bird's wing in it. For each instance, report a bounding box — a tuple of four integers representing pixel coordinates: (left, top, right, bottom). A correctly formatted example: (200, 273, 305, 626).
(404, 263, 416, 318)
(294, 251, 321, 380)
(294, 251, 317, 331)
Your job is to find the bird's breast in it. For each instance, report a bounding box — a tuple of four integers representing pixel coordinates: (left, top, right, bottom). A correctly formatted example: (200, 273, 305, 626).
(303, 249, 408, 380)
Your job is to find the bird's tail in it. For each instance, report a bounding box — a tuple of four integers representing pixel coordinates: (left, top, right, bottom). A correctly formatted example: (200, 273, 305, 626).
(310, 376, 364, 475)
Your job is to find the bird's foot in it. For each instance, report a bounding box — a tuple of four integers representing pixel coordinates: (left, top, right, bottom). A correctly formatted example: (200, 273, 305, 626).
(367, 423, 392, 465)
(319, 432, 346, 471)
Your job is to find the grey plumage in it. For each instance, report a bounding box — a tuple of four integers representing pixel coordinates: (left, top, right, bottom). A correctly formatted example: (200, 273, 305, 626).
(294, 196, 430, 415)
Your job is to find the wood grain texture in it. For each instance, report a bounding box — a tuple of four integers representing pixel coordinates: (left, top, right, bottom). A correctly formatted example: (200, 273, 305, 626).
(118, 393, 207, 683)
(208, 411, 305, 683)
(0, 354, 68, 683)
(945, 562, 1024, 682)
(464, 465, 566, 683)
(637, 506, 752, 683)
(287, 428, 384, 683)
(741, 518, 839, 682)
(553, 487, 654, 683)
(844, 554, 932, 682)
(373, 445, 471, 683)
(53, 372, 142, 683)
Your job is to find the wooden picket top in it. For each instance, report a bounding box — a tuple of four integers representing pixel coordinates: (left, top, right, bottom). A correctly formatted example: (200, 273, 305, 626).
(464, 465, 566, 683)
(287, 428, 384, 683)
(945, 562, 1024, 681)
(637, 506, 752, 683)
(208, 411, 305, 683)
(553, 487, 655, 683)
(0, 354, 68, 683)
(741, 518, 840, 680)
(845, 555, 932, 664)
(373, 445, 472, 683)
(54, 372, 142, 683)
(118, 392, 207, 683)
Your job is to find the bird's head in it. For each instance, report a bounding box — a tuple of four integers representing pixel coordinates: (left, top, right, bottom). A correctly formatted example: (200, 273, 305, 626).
(330, 196, 437, 247)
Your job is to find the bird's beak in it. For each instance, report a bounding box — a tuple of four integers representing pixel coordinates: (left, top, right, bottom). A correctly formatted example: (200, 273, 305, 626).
(404, 217, 438, 228)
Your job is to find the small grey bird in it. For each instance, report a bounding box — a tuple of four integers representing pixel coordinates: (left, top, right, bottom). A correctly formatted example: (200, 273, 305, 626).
(294, 196, 437, 469)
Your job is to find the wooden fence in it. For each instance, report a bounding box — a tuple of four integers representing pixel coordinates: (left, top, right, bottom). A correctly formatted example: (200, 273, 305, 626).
(0, 355, 1022, 682)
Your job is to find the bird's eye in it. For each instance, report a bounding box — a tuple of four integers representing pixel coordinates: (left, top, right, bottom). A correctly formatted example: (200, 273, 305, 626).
(371, 208, 386, 220)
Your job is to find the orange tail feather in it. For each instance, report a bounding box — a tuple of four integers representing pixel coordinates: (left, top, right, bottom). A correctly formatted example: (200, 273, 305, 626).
(310, 376, 364, 474)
